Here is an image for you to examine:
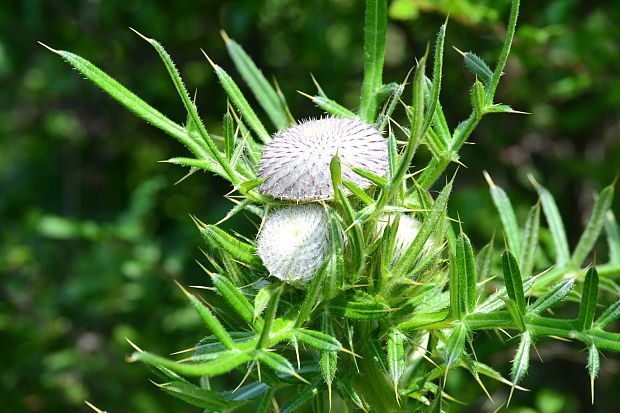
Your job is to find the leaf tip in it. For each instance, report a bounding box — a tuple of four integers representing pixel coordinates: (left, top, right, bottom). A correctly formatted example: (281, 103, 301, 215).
(220, 29, 231, 43)
(200, 48, 217, 69)
(38, 41, 61, 55)
(129, 27, 152, 43)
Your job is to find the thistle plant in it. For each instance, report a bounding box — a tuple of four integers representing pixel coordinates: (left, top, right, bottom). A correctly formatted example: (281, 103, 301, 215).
(44, 0, 620, 411)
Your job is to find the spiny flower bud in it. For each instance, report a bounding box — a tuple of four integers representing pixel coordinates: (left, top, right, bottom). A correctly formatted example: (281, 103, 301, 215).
(375, 214, 435, 266)
(258, 117, 388, 201)
(257, 204, 329, 283)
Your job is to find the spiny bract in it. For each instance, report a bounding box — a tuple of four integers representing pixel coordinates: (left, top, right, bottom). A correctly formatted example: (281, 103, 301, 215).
(258, 117, 388, 201)
(375, 214, 435, 267)
(257, 203, 329, 283)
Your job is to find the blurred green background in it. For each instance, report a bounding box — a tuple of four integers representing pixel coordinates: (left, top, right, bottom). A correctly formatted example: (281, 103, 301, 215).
(1, 0, 619, 411)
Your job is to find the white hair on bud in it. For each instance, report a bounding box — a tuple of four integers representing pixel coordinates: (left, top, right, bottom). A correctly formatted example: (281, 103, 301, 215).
(258, 117, 388, 201)
(375, 214, 435, 266)
(257, 204, 329, 283)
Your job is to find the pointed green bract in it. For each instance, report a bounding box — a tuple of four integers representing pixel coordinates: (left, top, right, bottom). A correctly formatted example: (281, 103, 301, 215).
(594, 299, 620, 329)
(605, 211, 620, 264)
(212, 273, 259, 328)
(445, 322, 467, 367)
(455, 232, 477, 314)
(519, 202, 540, 277)
(387, 328, 406, 389)
(511, 331, 531, 385)
(528, 279, 574, 315)
(156, 380, 241, 410)
(534, 181, 570, 266)
(487, 177, 521, 259)
(502, 251, 526, 316)
(201, 225, 262, 267)
(571, 185, 614, 267)
(577, 268, 599, 331)
(359, 0, 387, 122)
(462, 51, 494, 87)
(223, 34, 289, 130)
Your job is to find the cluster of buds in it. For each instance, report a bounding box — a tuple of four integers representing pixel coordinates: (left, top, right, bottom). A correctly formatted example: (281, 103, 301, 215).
(256, 117, 389, 283)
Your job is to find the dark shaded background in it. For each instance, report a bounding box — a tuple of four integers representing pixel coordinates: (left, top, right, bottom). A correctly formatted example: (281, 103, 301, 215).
(1, 0, 619, 411)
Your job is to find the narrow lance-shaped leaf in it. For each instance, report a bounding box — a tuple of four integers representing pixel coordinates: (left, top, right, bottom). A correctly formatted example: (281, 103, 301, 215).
(131, 349, 252, 377)
(511, 331, 531, 385)
(155, 380, 240, 411)
(223, 111, 235, 161)
(300, 90, 356, 118)
(44, 46, 210, 161)
(395, 179, 453, 277)
(254, 284, 276, 322)
(256, 388, 275, 413)
(320, 312, 338, 404)
(294, 259, 329, 328)
(528, 279, 574, 315)
(205, 53, 272, 144)
(475, 238, 494, 282)
(588, 343, 599, 405)
(201, 225, 262, 267)
(279, 381, 321, 413)
(456, 232, 477, 314)
(222, 31, 288, 130)
(211, 273, 260, 328)
(133, 32, 238, 183)
(502, 251, 526, 316)
(331, 300, 390, 320)
(359, 0, 387, 122)
(532, 178, 570, 266)
(470, 78, 485, 119)
(605, 210, 620, 264)
(294, 328, 342, 352)
(387, 328, 406, 392)
(257, 285, 283, 349)
(461, 50, 494, 87)
(519, 202, 540, 277)
(445, 322, 467, 368)
(484, 171, 521, 259)
(577, 267, 599, 331)
(571, 185, 615, 267)
(377, 81, 405, 131)
(594, 299, 620, 329)
(177, 284, 235, 350)
(255, 350, 308, 383)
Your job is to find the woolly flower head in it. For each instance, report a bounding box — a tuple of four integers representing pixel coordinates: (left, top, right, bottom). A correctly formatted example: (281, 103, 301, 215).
(375, 214, 435, 266)
(257, 204, 329, 283)
(258, 117, 388, 201)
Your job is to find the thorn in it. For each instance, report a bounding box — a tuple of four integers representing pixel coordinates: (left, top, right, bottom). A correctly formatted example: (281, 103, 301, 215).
(125, 337, 144, 353)
(38, 41, 61, 54)
(220, 29, 231, 43)
(234, 365, 253, 392)
(195, 259, 214, 277)
(507, 386, 515, 407)
(84, 401, 105, 413)
(291, 370, 311, 385)
(201, 49, 217, 68)
(173, 279, 193, 299)
(328, 382, 333, 412)
(473, 372, 493, 402)
(296, 90, 315, 100)
(482, 170, 495, 187)
(339, 347, 362, 359)
(157, 159, 173, 163)
(527, 173, 539, 188)
(170, 347, 195, 356)
(129, 27, 152, 43)
(548, 335, 572, 342)
(591, 375, 595, 405)
(452, 45, 466, 57)
(532, 342, 543, 363)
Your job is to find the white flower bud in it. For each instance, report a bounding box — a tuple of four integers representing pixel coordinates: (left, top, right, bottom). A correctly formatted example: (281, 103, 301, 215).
(375, 214, 435, 266)
(257, 204, 329, 283)
(258, 117, 388, 201)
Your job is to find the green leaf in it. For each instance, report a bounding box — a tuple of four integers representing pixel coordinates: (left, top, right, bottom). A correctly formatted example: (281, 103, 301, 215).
(511, 331, 531, 385)
(398, 310, 449, 332)
(254, 284, 277, 322)
(324, 210, 346, 299)
(533, 180, 570, 266)
(207, 56, 272, 144)
(571, 185, 615, 267)
(222, 32, 288, 130)
(605, 210, 620, 264)
(48, 47, 211, 161)
(395, 179, 452, 277)
(476, 239, 494, 282)
(320, 313, 338, 387)
(330, 153, 342, 191)
(156, 380, 240, 410)
(377, 81, 405, 131)
(528, 279, 574, 315)
(256, 388, 275, 413)
(477, 276, 536, 313)
(519, 202, 540, 277)
(445, 322, 467, 368)
(303, 93, 356, 118)
(201, 225, 262, 267)
(211, 273, 259, 329)
(223, 111, 235, 161)
(485, 172, 521, 258)
(293, 328, 342, 352)
(331, 300, 390, 320)
(387, 328, 406, 389)
(470, 78, 485, 118)
(594, 299, 620, 329)
(166, 157, 229, 179)
(257, 285, 283, 349)
(294, 259, 329, 328)
(132, 349, 252, 377)
(351, 166, 388, 189)
(502, 251, 526, 316)
(180, 287, 235, 350)
(279, 380, 321, 413)
(134, 33, 238, 183)
(588, 343, 599, 404)
(359, 0, 387, 122)
(342, 180, 373, 205)
(255, 350, 300, 379)
(455, 232, 477, 314)
(462, 51, 493, 86)
(577, 267, 599, 331)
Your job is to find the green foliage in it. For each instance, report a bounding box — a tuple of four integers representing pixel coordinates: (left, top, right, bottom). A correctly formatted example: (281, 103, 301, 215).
(7, 0, 619, 412)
